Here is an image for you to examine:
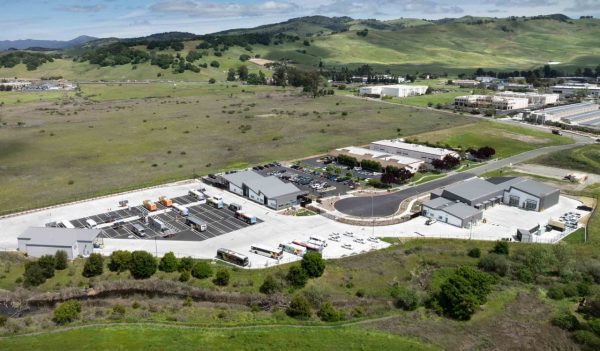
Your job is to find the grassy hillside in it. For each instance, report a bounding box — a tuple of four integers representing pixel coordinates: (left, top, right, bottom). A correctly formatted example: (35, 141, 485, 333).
(1, 16, 598, 81)
(528, 144, 600, 174)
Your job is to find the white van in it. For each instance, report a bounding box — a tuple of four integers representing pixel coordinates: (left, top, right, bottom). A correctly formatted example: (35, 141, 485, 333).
(85, 219, 98, 229)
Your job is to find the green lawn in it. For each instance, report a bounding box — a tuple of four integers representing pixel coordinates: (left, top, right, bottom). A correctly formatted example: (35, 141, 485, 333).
(0, 325, 439, 351)
(390, 91, 469, 107)
(406, 120, 572, 158)
(528, 144, 600, 174)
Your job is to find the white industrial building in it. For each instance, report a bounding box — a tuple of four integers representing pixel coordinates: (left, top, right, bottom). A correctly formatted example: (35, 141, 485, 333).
(454, 94, 530, 110)
(496, 91, 559, 106)
(551, 83, 600, 98)
(524, 102, 600, 125)
(17, 227, 102, 259)
(359, 85, 428, 98)
(330, 146, 425, 173)
(369, 139, 459, 163)
(220, 170, 307, 210)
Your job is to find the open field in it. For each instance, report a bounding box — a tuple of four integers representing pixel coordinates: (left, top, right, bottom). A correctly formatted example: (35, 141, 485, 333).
(0, 325, 438, 351)
(0, 84, 476, 215)
(390, 91, 469, 107)
(407, 120, 573, 158)
(528, 144, 600, 175)
(0, 91, 76, 106)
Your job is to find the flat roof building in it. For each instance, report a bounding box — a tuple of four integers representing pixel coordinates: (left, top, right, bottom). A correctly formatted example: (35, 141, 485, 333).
(330, 146, 425, 173)
(220, 170, 307, 210)
(524, 102, 599, 124)
(551, 84, 600, 98)
(496, 91, 559, 106)
(359, 85, 428, 98)
(17, 227, 101, 259)
(369, 139, 459, 164)
(454, 94, 530, 110)
(421, 197, 484, 228)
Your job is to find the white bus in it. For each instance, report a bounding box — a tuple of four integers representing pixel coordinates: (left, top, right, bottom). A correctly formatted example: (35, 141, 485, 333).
(309, 236, 327, 247)
(172, 203, 189, 216)
(279, 243, 306, 256)
(188, 189, 205, 200)
(186, 215, 207, 232)
(250, 245, 283, 260)
(217, 248, 249, 267)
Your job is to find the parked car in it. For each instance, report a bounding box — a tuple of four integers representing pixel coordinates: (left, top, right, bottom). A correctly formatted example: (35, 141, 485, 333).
(425, 218, 437, 225)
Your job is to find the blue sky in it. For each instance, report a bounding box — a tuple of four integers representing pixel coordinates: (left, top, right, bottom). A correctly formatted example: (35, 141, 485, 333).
(1, 0, 599, 40)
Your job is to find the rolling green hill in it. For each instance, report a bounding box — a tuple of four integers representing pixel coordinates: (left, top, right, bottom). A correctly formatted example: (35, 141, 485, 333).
(0, 15, 599, 81)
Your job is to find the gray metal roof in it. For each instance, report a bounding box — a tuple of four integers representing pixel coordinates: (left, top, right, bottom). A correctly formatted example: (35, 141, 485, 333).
(443, 202, 482, 219)
(510, 179, 558, 197)
(422, 197, 454, 209)
(441, 178, 500, 202)
(221, 170, 263, 188)
(244, 176, 303, 199)
(18, 227, 101, 246)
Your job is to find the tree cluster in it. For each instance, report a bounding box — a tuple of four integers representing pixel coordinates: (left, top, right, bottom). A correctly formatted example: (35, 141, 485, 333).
(431, 155, 460, 170)
(22, 251, 69, 287)
(0, 52, 56, 71)
(467, 146, 496, 160)
(381, 165, 413, 185)
(147, 40, 184, 51)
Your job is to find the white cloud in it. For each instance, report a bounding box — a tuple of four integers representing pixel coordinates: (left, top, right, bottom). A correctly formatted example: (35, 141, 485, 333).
(149, 0, 299, 17)
(55, 4, 106, 13)
(565, 0, 600, 11)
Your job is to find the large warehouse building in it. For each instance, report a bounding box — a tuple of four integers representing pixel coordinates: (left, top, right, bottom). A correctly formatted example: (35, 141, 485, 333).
(220, 170, 307, 210)
(369, 139, 459, 164)
(422, 177, 560, 227)
(495, 91, 559, 106)
(551, 83, 600, 98)
(359, 85, 428, 98)
(524, 102, 600, 126)
(454, 94, 530, 110)
(330, 146, 425, 173)
(17, 227, 102, 259)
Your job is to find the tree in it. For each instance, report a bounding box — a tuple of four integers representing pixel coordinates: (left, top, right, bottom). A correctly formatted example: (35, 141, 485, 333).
(237, 65, 248, 81)
(259, 274, 281, 294)
(473, 146, 496, 159)
(82, 253, 104, 278)
(54, 250, 68, 270)
(467, 248, 481, 258)
(37, 255, 56, 278)
(213, 269, 230, 286)
(178, 257, 194, 272)
(191, 261, 213, 279)
(108, 250, 132, 273)
(286, 294, 311, 319)
(490, 241, 509, 255)
(286, 265, 308, 288)
(23, 262, 46, 287)
(478, 253, 510, 276)
(432, 155, 460, 170)
(226, 68, 236, 81)
(239, 54, 250, 61)
(301, 252, 326, 278)
(317, 302, 341, 322)
(179, 270, 191, 282)
(208, 78, 216, 84)
(394, 287, 420, 311)
(158, 252, 179, 273)
(53, 300, 81, 325)
(129, 251, 156, 279)
(434, 266, 494, 320)
(210, 60, 220, 68)
(272, 65, 287, 87)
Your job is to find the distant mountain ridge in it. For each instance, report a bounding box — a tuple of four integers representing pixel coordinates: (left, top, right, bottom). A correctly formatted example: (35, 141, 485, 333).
(0, 35, 97, 51)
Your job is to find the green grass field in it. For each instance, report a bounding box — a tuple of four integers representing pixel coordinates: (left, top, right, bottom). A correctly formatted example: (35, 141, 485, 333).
(0, 84, 476, 214)
(406, 120, 572, 158)
(0, 325, 438, 351)
(0, 91, 75, 105)
(390, 91, 469, 107)
(528, 144, 600, 174)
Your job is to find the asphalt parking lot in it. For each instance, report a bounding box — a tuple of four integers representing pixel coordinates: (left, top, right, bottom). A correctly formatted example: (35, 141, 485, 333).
(300, 156, 380, 181)
(69, 194, 262, 241)
(251, 163, 354, 197)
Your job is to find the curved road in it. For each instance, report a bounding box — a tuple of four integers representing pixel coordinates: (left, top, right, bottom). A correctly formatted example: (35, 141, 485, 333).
(335, 138, 591, 218)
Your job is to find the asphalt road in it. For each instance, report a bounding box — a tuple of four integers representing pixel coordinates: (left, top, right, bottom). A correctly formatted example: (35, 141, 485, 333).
(334, 139, 592, 218)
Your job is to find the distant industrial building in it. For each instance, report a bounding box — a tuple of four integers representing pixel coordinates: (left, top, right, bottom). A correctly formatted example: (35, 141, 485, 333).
(422, 177, 560, 228)
(17, 227, 102, 259)
(504, 83, 534, 91)
(359, 85, 428, 98)
(454, 94, 530, 110)
(524, 102, 600, 127)
(369, 139, 459, 163)
(551, 83, 600, 98)
(495, 91, 559, 106)
(220, 170, 307, 210)
(330, 146, 425, 173)
(452, 79, 479, 87)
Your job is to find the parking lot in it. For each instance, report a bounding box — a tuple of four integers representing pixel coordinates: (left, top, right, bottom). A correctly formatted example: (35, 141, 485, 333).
(251, 161, 355, 197)
(69, 194, 262, 242)
(300, 156, 381, 181)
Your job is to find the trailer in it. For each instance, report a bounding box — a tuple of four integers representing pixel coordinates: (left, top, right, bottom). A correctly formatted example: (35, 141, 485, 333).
(228, 202, 242, 212)
(158, 196, 173, 207)
(207, 197, 223, 209)
(143, 200, 157, 211)
(185, 215, 207, 232)
(189, 189, 205, 200)
(149, 216, 169, 233)
(235, 211, 256, 224)
(172, 203, 189, 216)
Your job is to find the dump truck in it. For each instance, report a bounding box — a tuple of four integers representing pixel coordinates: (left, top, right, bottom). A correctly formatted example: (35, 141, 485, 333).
(143, 200, 157, 211)
(159, 196, 173, 207)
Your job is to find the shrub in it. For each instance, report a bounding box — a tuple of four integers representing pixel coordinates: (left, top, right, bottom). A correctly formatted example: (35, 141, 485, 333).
(572, 330, 600, 349)
(108, 250, 132, 272)
(129, 251, 157, 279)
(210, 60, 220, 68)
(158, 252, 179, 273)
(286, 265, 308, 288)
(82, 253, 104, 278)
(208, 78, 216, 84)
(478, 254, 510, 276)
(37, 255, 56, 278)
(301, 252, 326, 278)
(23, 262, 46, 287)
(286, 295, 312, 319)
(259, 274, 281, 295)
(514, 266, 534, 283)
(435, 266, 494, 320)
(563, 283, 579, 298)
(54, 250, 68, 270)
(317, 302, 341, 322)
(547, 284, 565, 300)
(191, 261, 213, 279)
(394, 287, 420, 311)
(179, 270, 191, 282)
(589, 318, 600, 336)
(552, 310, 581, 331)
(178, 257, 194, 272)
(53, 300, 81, 325)
(490, 241, 509, 255)
(467, 248, 481, 258)
(213, 269, 230, 286)
(0, 315, 6, 327)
